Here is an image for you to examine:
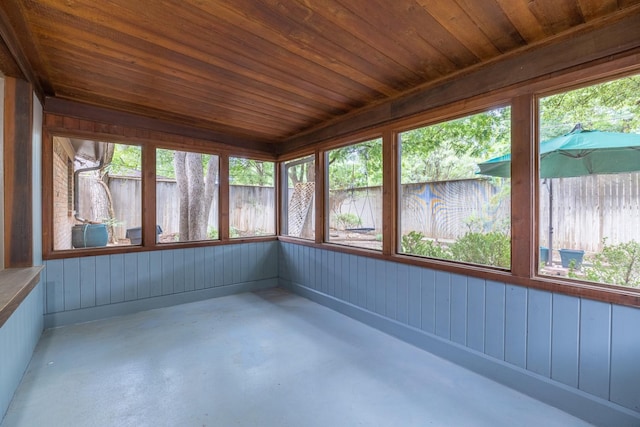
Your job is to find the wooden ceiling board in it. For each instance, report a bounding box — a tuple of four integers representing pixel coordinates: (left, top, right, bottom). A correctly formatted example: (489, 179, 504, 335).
(309, 0, 446, 82)
(33, 22, 337, 121)
(3, 0, 640, 143)
(454, 0, 526, 53)
(31, 1, 361, 110)
(334, 0, 460, 78)
(527, 0, 586, 34)
(576, 0, 618, 20)
(414, 0, 502, 60)
(492, 0, 551, 43)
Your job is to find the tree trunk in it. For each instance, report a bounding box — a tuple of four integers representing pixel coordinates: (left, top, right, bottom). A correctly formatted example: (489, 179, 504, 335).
(202, 156, 219, 237)
(174, 151, 189, 241)
(186, 153, 206, 240)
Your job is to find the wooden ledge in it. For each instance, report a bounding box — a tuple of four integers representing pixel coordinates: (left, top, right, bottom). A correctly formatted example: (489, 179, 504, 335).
(0, 266, 43, 327)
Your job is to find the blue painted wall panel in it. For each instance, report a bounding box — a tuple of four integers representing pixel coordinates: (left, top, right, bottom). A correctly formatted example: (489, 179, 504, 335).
(225, 245, 236, 286)
(349, 254, 358, 304)
(136, 252, 150, 299)
(484, 280, 505, 360)
(551, 293, 580, 387)
(357, 256, 367, 308)
(327, 250, 336, 296)
(148, 251, 163, 297)
(183, 248, 195, 292)
(526, 289, 552, 377)
(95, 255, 111, 305)
(110, 254, 125, 303)
(407, 266, 421, 329)
(172, 249, 185, 294)
(434, 271, 451, 339)
(610, 304, 640, 412)
(374, 258, 386, 316)
(450, 274, 467, 345)
(63, 258, 81, 310)
(79, 256, 96, 308)
(45, 259, 64, 313)
(466, 277, 485, 353)
(420, 268, 436, 334)
(212, 246, 222, 288)
(310, 247, 318, 290)
(124, 253, 138, 301)
(504, 285, 527, 369)
(0, 283, 43, 421)
(579, 299, 611, 400)
(161, 250, 174, 295)
(43, 242, 279, 317)
(386, 262, 398, 320)
(396, 264, 409, 325)
(365, 258, 376, 311)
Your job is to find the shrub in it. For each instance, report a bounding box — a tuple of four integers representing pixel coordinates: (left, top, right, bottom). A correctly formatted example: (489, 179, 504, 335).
(583, 239, 640, 288)
(449, 231, 510, 268)
(335, 212, 361, 230)
(401, 231, 450, 259)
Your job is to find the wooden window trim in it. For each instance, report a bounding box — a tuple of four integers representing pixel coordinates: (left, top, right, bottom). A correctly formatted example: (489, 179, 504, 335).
(42, 116, 277, 260)
(281, 56, 640, 308)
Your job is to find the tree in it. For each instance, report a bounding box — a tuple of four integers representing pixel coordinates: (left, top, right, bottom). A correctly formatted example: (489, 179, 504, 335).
(539, 75, 640, 139)
(174, 152, 218, 241)
(229, 158, 274, 186)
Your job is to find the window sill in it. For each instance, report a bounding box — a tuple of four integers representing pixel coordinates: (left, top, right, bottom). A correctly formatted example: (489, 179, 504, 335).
(0, 266, 44, 328)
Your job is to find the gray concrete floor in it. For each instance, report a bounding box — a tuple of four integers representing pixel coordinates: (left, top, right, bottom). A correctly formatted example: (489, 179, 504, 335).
(2, 289, 592, 427)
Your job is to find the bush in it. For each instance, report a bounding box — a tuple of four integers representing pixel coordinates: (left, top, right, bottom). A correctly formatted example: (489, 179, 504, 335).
(401, 231, 450, 259)
(401, 231, 510, 268)
(583, 239, 640, 288)
(335, 213, 361, 230)
(449, 231, 510, 268)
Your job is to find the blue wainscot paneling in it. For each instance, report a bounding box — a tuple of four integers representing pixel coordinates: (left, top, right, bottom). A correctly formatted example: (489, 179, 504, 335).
(0, 282, 43, 420)
(278, 242, 640, 427)
(43, 241, 279, 327)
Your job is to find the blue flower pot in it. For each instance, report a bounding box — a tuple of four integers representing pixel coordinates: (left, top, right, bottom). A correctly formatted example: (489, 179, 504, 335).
(559, 249, 584, 269)
(539, 247, 549, 264)
(72, 224, 108, 248)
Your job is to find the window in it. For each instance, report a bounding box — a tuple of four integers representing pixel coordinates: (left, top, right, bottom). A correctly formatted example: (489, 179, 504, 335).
(229, 157, 275, 237)
(282, 155, 315, 240)
(538, 74, 640, 288)
(326, 138, 383, 250)
(52, 137, 142, 250)
(399, 107, 512, 269)
(156, 148, 219, 243)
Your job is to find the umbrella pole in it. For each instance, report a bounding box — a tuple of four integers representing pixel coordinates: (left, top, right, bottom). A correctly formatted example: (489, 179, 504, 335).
(547, 179, 553, 266)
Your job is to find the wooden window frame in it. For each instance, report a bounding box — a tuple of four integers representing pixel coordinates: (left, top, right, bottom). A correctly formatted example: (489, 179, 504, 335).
(323, 135, 384, 251)
(279, 58, 640, 308)
(42, 116, 278, 260)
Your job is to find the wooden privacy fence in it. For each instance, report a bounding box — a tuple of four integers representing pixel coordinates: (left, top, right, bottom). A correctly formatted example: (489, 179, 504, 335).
(80, 173, 640, 252)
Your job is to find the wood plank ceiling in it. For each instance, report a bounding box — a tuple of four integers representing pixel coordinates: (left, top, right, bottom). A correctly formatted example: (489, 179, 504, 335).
(2, 0, 640, 144)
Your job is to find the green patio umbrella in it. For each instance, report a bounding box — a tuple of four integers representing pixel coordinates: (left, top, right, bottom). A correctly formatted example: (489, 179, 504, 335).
(477, 124, 640, 264)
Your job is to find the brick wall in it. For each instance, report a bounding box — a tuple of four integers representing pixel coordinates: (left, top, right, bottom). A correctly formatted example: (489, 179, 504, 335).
(53, 138, 75, 250)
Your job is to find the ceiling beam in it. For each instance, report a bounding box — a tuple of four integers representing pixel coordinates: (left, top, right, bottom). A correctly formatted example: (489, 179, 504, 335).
(45, 97, 276, 154)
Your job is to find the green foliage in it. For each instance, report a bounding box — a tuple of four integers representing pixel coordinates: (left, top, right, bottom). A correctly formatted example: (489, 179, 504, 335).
(229, 158, 274, 186)
(108, 144, 141, 175)
(401, 107, 511, 183)
(328, 138, 383, 190)
(449, 232, 511, 268)
(207, 227, 219, 240)
(540, 75, 640, 140)
(401, 231, 449, 259)
(335, 213, 361, 230)
(583, 239, 640, 288)
(401, 231, 510, 269)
